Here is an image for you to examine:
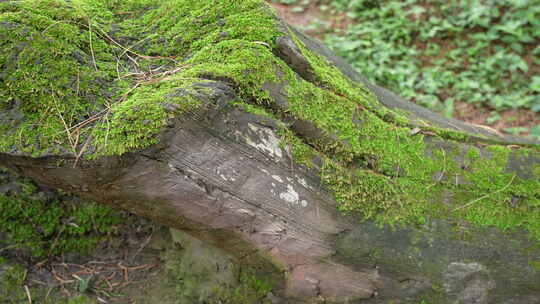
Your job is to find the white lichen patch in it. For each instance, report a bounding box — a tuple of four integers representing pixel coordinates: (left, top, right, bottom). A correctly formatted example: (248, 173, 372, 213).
(216, 168, 238, 182)
(280, 184, 299, 204)
(272, 175, 284, 183)
(243, 123, 283, 160)
(236, 208, 255, 218)
(295, 175, 311, 189)
(270, 183, 276, 196)
(279, 184, 308, 208)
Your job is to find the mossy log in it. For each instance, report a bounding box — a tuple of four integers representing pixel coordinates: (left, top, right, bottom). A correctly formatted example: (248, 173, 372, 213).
(2, 1, 540, 303)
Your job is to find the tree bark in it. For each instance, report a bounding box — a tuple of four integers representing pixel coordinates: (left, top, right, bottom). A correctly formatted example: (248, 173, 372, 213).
(2, 1, 540, 303)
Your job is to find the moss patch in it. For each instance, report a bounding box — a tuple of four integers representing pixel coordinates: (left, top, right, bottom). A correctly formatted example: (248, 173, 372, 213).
(0, 168, 121, 258)
(0, 0, 124, 156)
(156, 229, 275, 304)
(0, 258, 99, 303)
(0, 260, 27, 303)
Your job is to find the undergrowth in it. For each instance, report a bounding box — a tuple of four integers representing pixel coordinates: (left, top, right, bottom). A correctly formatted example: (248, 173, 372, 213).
(0, 168, 121, 258)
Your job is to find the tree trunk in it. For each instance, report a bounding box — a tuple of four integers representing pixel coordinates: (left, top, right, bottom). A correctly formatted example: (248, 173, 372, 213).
(1, 1, 540, 303)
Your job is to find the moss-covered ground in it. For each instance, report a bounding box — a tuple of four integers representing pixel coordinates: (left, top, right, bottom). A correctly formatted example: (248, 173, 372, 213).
(0, 168, 121, 258)
(0, 259, 97, 304)
(1, 0, 540, 252)
(0, 224, 277, 304)
(0, 166, 124, 303)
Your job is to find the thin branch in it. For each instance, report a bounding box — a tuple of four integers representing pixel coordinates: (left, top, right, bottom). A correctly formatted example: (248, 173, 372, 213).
(452, 175, 516, 212)
(73, 134, 93, 168)
(55, 105, 75, 152)
(24, 285, 32, 304)
(87, 18, 98, 72)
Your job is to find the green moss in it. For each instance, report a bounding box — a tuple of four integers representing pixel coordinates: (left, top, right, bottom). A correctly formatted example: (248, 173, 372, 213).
(162, 229, 276, 304)
(0, 0, 124, 156)
(220, 269, 274, 304)
(90, 77, 202, 156)
(0, 169, 121, 258)
(134, 0, 280, 57)
(452, 146, 540, 241)
(320, 158, 401, 219)
(0, 262, 27, 303)
(66, 295, 97, 304)
(531, 260, 540, 270)
(0, 0, 285, 158)
(231, 100, 277, 120)
(277, 129, 318, 168)
(279, 28, 540, 243)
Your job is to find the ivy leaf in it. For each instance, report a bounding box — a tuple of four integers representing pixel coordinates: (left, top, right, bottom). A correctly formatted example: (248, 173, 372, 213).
(504, 127, 529, 135)
(531, 77, 540, 92)
(531, 125, 540, 139)
(291, 6, 305, 13)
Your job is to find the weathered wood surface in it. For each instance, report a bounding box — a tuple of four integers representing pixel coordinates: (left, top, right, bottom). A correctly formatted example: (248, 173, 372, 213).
(2, 1, 540, 303)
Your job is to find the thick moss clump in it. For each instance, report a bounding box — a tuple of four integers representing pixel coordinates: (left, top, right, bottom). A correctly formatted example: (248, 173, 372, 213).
(0, 168, 121, 258)
(0, 0, 122, 156)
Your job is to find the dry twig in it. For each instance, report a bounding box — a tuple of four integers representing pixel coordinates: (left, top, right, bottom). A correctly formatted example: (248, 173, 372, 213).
(452, 175, 516, 212)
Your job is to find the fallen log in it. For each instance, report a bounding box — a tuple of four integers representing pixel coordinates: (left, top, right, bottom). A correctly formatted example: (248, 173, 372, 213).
(1, 1, 540, 303)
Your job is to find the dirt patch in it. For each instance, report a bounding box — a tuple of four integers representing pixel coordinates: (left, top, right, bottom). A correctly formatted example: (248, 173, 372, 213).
(270, 2, 351, 38)
(455, 101, 540, 136)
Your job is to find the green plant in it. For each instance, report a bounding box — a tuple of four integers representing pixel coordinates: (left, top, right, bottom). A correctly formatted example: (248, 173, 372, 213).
(486, 112, 501, 124)
(532, 125, 540, 139)
(67, 295, 97, 304)
(75, 275, 93, 293)
(504, 126, 528, 135)
(221, 269, 273, 304)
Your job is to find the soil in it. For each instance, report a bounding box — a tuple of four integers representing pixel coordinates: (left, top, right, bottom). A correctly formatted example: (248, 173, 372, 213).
(271, 3, 351, 39)
(268, 1, 539, 136)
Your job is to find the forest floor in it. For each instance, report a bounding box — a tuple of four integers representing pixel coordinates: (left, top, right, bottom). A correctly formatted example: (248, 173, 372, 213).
(1, 214, 174, 304)
(268, 1, 540, 137)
